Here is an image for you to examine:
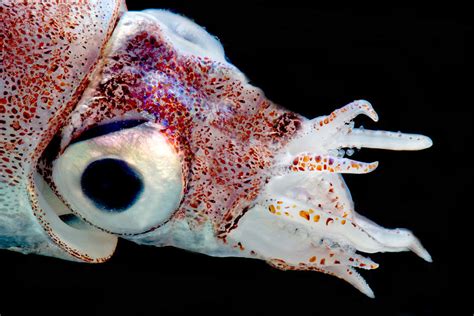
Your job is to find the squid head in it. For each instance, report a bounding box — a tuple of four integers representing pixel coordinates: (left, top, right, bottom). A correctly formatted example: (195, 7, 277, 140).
(0, 0, 433, 297)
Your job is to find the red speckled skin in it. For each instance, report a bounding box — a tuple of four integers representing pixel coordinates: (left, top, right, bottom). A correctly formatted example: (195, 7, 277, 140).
(0, 2, 303, 259)
(0, 0, 124, 260)
(0, 4, 433, 297)
(62, 13, 304, 238)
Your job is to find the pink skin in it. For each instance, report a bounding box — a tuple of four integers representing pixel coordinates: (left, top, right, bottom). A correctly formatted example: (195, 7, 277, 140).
(0, 1, 432, 297)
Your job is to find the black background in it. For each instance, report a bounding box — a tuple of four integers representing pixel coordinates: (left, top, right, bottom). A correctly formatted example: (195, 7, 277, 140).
(1, 2, 472, 315)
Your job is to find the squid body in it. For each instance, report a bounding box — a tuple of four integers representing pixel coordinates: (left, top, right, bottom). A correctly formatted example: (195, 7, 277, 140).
(0, 0, 433, 297)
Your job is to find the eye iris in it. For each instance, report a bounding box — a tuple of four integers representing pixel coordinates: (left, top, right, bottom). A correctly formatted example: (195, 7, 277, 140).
(80, 158, 144, 212)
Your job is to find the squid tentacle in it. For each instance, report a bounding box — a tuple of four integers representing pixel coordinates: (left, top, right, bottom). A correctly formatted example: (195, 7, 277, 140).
(263, 196, 384, 254)
(313, 99, 379, 128)
(269, 258, 375, 298)
(321, 266, 375, 298)
(227, 193, 431, 296)
(335, 128, 433, 151)
(286, 100, 432, 154)
(268, 259, 375, 298)
(263, 194, 431, 260)
(286, 100, 377, 154)
(285, 153, 378, 174)
(354, 213, 433, 262)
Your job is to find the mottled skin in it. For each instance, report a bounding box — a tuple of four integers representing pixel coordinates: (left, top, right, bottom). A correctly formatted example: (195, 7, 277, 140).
(0, 0, 433, 297)
(0, 0, 124, 260)
(60, 15, 301, 237)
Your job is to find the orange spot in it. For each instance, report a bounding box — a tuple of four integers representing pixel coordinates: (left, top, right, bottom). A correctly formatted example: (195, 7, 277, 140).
(269, 205, 276, 214)
(341, 219, 346, 225)
(351, 162, 360, 169)
(313, 215, 320, 222)
(309, 256, 317, 263)
(299, 210, 310, 221)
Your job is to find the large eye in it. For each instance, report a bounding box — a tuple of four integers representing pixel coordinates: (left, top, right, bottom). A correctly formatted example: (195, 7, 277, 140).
(53, 122, 184, 235)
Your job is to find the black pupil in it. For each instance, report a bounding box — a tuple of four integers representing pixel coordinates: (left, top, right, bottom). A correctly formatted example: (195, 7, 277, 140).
(80, 158, 144, 212)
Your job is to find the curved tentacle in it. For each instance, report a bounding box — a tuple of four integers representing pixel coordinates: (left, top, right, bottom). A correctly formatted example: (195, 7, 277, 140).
(285, 100, 432, 155)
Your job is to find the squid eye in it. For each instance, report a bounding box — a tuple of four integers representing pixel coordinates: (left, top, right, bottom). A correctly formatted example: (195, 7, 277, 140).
(53, 122, 184, 235)
(80, 158, 144, 212)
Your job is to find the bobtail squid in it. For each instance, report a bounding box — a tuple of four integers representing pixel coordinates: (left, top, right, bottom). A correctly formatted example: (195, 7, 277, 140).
(0, 0, 433, 297)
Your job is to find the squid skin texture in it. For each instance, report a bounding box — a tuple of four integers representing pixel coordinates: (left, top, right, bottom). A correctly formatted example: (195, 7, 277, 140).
(0, 0, 124, 260)
(0, 0, 433, 297)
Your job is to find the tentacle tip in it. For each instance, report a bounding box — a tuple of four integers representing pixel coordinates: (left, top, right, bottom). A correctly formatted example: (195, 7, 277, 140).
(407, 134, 433, 151)
(411, 241, 433, 263)
(355, 99, 379, 122)
(359, 283, 375, 299)
(420, 135, 433, 150)
(369, 161, 379, 172)
(366, 290, 376, 299)
(421, 250, 433, 263)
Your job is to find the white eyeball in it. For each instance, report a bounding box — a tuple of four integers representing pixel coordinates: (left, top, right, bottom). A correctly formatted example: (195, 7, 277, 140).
(53, 122, 184, 235)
